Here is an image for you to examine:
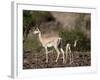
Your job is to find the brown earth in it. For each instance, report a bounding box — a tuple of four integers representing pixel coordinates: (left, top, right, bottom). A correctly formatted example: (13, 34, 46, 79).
(23, 50, 91, 69)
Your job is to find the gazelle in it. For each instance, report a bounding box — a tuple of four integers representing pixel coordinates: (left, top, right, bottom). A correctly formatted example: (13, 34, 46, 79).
(33, 27, 65, 63)
(60, 40, 78, 64)
(66, 40, 78, 64)
(66, 43, 72, 63)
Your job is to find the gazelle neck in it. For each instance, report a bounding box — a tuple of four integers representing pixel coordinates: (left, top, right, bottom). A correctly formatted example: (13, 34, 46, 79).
(38, 31, 43, 45)
(74, 40, 77, 47)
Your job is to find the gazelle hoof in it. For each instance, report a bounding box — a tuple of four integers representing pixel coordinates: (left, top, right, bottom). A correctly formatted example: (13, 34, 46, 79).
(46, 61, 48, 63)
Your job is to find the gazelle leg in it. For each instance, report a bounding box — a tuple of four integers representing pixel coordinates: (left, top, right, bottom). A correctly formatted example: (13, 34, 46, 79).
(54, 46, 60, 62)
(69, 53, 72, 64)
(65, 50, 68, 63)
(70, 53, 74, 64)
(45, 47, 48, 63)
(69, 47, 73, 64)
(60, 48, 65, 63)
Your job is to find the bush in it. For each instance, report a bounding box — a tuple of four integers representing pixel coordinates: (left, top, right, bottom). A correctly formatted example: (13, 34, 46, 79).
(59, 29, 90, 51)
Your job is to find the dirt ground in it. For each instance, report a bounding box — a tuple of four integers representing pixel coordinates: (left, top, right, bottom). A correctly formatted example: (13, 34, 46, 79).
(23, 49, 91, 69)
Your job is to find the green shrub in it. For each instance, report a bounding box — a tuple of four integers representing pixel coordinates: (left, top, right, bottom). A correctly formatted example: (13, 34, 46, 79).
(24, 36, 40, 50)
(59, 29, 90, 51)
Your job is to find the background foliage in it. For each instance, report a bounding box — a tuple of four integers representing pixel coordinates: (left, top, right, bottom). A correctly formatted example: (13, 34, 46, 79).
(23, 10, 91, 52)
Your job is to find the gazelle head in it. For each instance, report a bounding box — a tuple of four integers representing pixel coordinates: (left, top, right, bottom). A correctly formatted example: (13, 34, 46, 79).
(73, 40, 78, 47)
(33, 27, 40, 34)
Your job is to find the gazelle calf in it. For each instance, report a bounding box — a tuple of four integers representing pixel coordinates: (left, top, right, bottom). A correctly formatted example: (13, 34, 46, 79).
(65, 40, 78, 64)
(66, 43, 72, 63)
(60, 40, 78, 64)
(33, 27, 65, 63)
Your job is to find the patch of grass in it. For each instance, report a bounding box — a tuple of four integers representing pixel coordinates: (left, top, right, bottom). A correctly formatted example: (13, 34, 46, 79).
(24, 36, 40, 50)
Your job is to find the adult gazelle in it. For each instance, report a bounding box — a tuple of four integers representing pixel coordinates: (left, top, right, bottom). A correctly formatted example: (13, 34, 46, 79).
(33, 27, 65, 63)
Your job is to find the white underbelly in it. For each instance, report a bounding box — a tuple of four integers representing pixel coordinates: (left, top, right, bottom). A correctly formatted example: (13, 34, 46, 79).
(47, 43, 53, 47)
